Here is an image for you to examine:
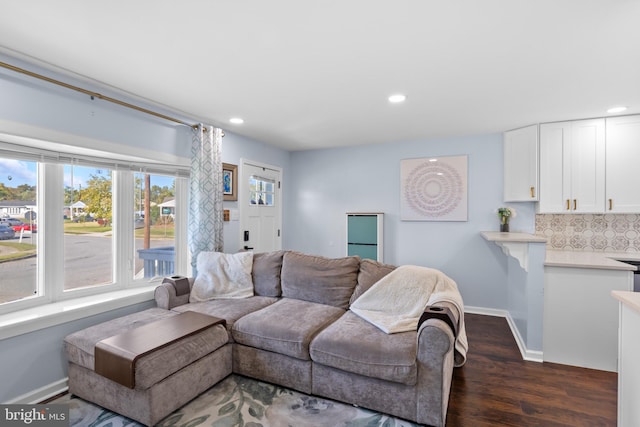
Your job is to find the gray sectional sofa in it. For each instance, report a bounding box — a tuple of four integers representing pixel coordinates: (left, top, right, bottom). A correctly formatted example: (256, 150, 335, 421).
(155, 250, 466, 427)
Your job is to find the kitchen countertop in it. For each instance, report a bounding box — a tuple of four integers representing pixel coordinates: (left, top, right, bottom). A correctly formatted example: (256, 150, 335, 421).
(545, 249, 640, 271)
(481, 231, 640, 271)
(612, 290, 640, 313)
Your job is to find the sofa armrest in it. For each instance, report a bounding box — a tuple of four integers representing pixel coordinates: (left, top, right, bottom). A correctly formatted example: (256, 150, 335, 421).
(154, 277, 194, 310)
(417, 304, 458, 337)
(415, 303, 458, 427)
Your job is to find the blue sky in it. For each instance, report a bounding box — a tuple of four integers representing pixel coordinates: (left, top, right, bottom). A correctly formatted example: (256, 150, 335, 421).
(0, 159, 37, 187)
(0, 158, 174, 189)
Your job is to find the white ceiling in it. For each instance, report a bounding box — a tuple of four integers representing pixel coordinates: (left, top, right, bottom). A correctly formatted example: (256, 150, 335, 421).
(1, 0, 639, 151)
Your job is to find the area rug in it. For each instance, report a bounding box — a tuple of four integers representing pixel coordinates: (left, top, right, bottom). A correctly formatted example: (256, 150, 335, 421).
(54, 374, 420, 427)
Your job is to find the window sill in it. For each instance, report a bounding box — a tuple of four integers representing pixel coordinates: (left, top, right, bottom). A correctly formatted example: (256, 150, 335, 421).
(0, 286, 157, 340)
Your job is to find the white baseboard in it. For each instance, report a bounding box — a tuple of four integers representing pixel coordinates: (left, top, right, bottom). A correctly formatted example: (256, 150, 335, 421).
(464, 305, 508, 317)
(465, 306, 544, 363)
(504, 313, 543, 363)
(5, 377, 68, 404)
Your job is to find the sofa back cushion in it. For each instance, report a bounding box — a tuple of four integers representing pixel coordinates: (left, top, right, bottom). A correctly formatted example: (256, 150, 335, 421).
(252, 250, 284, 297)
(281, 251, 360, 309)
(350, 259, 396, 304)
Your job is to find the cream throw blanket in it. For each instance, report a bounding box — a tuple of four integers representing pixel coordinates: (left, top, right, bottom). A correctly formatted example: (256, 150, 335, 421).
(351, 265, 468, 366)
(190, 251, 254, 302)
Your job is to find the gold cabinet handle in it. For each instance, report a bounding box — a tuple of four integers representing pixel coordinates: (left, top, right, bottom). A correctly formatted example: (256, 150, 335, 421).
(573, 199, 577, 210)
(609, 199, 613, 210)
(566, 199, 570, 210)
(530, 186, 535, 198)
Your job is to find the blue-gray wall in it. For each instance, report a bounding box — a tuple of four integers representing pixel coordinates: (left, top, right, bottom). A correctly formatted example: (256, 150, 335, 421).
(0, 53, 191, 159)
(286, 135, 537, 310)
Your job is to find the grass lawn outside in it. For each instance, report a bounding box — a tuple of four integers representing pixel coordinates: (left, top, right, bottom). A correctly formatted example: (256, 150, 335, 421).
(63, 221, 174, 239)
(64, 222, 113, 234)
(0, 241, 37, 262)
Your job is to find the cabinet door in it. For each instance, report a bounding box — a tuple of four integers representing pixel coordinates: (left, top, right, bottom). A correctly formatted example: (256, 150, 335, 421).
(571, 118, 605, 213)
(346, 213, 383, 262)
(606, 115, 640, 212)
(539, 122, 571, 213)
(539, 119, 605, 213)
(504, 125, 539, 201)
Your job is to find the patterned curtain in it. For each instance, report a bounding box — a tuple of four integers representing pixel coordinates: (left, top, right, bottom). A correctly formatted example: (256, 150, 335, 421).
(189, 125, 224, 274)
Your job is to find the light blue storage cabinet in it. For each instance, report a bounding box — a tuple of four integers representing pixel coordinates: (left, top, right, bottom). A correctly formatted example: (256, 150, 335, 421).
(346, 213, 384, 262)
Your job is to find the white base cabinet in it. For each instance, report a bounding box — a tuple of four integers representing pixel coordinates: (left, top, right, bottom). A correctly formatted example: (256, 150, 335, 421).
(543, 266, 632, 372)
(613, 292, 640, 427)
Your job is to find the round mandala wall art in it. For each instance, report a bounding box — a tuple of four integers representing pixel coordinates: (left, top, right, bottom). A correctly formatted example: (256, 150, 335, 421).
(400, 155, 468, 221)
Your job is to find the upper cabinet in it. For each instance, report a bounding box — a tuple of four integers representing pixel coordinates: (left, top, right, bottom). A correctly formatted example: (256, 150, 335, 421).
(538, 119, 605, 213)
(606, 115, 640, 212)
(504, 125, 539, 202)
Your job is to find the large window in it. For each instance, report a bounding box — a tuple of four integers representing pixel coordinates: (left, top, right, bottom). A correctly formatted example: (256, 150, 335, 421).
(0, 147, 188, 314)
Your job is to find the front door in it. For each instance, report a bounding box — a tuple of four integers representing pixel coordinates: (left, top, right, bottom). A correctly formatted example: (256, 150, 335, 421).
(240, 160, 282, 253)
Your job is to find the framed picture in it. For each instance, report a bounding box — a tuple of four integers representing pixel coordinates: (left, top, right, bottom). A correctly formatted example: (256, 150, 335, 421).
(222, 163, 237, 201)
(400, 155, 468, 221)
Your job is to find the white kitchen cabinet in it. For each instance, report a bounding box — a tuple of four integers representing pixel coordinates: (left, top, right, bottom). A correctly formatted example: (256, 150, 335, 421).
(504, 125, 539, 201)
(606, 115, 640, 212)
(538, 119, 605, 213)
(544, 266, 632, 372)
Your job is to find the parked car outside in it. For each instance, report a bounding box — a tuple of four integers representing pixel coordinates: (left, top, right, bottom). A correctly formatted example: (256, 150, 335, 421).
(0, 224, 16, 240)
(12, 222, 37, 233)
(0, 218, 23, 226)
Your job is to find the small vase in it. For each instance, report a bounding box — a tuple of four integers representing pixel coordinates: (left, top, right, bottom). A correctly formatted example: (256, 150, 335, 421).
(500, 223, 510, 232)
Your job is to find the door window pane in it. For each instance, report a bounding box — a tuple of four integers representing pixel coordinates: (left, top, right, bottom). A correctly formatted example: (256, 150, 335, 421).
(63, 165, 113, 290)
(134, 173, 175, 280)
(249, 175, 275, 206)
(0, 158, 38, 304)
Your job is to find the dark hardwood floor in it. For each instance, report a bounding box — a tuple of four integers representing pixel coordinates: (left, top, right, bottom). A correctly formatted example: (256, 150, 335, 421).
(446, 314, 617, 427)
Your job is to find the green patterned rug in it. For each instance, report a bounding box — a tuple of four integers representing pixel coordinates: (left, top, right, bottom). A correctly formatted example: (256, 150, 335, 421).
(55, 374, 420, 427)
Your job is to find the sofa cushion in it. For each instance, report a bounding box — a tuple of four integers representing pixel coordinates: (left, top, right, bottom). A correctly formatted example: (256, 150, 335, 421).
(350, 258, 396, 304)
(64, 308, 229, 390)
(252, 250, 284, 297)
(232, 299, 345, 360)
(172, 296, 278, 340)
(281, 251, 360, 309)
(310, 311, 417, 386)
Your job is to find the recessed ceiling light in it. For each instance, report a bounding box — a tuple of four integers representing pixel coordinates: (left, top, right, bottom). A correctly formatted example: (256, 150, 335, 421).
(607, 106, 627, 114)
(229, 117, 244, 124)
(388, 94, 407, 103)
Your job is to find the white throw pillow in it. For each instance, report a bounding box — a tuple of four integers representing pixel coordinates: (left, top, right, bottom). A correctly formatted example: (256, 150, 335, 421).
(190, 251, 254, 302)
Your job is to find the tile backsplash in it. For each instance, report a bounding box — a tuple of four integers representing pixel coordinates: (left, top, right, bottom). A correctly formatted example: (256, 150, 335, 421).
(535, 214, 640, 252)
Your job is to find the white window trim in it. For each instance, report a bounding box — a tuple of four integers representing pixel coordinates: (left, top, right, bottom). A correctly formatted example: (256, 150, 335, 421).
(0, 286, 156, 340)
(0, 137, 190, 336)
